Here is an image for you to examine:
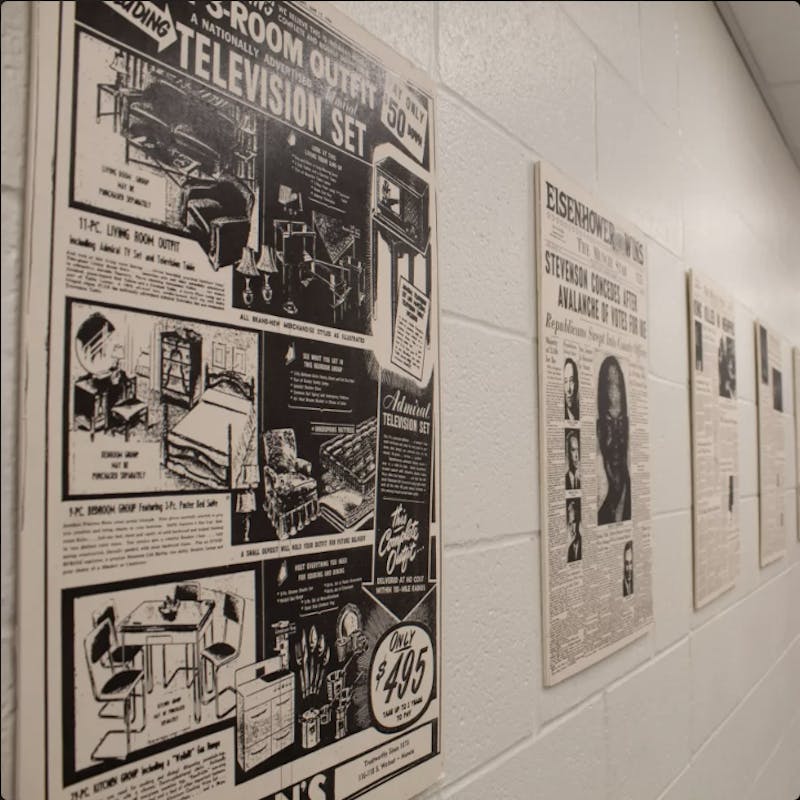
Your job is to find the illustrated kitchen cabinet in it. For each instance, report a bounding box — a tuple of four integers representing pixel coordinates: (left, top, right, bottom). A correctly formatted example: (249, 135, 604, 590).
(235, 660, 295, 772)
(160, 328, 202, 408)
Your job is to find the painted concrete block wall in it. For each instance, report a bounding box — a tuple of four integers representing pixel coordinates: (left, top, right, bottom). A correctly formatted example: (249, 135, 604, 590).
(1, 2, 799, 798)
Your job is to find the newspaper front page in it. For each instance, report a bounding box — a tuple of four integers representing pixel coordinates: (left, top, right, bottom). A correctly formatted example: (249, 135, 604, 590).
(16, 3, 442, 799)
(688, 271, 739, 608)
(755, 323, 786, 566)
(535, 162, 653, 686)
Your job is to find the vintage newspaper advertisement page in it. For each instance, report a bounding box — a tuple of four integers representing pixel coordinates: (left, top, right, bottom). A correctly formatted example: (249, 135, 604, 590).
(16, 3, 442, 799)
(755, 323, 786, 566)
(688, 271, 739, 608)
(794, 347, 800, 540)
(534, 162, 653, 686)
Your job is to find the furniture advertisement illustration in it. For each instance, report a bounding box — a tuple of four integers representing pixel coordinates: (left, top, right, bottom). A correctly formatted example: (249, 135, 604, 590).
(73, 31, 262, 272)
(231, 333, 379, 546)
(19, 4, 442, 800)
(232, 549, 437, 787)
(63, 566, 257, 782)
(371, 149, 434, 385)
(228, 111, 375, 334)
(231, 202, 371, 334)
(66, 299, 259, 497)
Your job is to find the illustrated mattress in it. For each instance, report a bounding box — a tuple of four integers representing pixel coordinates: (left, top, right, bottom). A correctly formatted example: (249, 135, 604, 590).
(319, 417, 377, 496)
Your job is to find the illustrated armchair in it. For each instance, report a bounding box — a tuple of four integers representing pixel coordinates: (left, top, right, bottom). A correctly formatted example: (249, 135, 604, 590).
(262, 429, 319, 539)
(85, 620, 146, 761)
(181, 177, 253, 270)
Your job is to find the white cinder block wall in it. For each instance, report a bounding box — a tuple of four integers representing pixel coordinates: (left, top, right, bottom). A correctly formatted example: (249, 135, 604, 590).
(2, 2, 799, 798)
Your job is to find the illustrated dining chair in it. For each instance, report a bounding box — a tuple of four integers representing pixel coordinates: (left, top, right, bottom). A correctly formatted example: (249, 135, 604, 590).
(200, 592, 244, 718)
(164, 582, 201, 689)
(92, 602, 144, 673)
(91, 603, 144, 721)
(84, 619, 146, 761)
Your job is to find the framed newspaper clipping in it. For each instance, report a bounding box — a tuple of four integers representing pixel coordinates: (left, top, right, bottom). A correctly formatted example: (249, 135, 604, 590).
(688, 271, 739, 608)
(534, 162, 653, 686)
(755, 323, 787, 565)
(755, 322, 789, 567)
(16, 3, 443, 799)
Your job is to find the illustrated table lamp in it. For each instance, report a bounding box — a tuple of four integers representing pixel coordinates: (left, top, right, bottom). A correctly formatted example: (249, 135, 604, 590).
(237, 247, 259, 307)
(256, 246, 278, 304)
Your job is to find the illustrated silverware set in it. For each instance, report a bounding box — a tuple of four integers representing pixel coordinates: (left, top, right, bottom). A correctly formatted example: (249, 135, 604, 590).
(294, 625, 331, 699)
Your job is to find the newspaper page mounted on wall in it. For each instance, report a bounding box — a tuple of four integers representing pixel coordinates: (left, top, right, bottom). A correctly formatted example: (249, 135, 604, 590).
(794, 347, 800, 540)
(16, 3, 443, 799)
(688, 271, 739, 608)
(755, 323, 786, 566)
(534, 162, 653, 686)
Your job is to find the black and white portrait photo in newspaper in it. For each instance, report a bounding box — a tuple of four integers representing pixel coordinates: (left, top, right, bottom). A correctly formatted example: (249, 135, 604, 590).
(565, 429, 581, 490)
(596, 355, 632, 526)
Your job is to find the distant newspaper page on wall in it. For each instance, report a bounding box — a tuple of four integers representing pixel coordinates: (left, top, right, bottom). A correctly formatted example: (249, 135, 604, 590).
(755, 323, 787, 566)
(535, 162, 653, 686)
(688, 271, 740, 608)
(16, 3, 443, 800)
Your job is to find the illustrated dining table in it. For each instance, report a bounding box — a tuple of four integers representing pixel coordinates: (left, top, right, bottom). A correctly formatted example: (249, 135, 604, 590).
(119, 599, 215, 723)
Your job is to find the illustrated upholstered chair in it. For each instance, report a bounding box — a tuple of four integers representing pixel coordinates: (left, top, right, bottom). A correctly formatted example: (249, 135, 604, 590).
(85, 619, 146, 761)
(180, 177, 253, 270)
(262, 429, 319, 539)
(200, 592, 244, 718)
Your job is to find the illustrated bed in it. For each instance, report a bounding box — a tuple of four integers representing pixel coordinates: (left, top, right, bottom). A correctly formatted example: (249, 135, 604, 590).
(164, 367, 256, 489)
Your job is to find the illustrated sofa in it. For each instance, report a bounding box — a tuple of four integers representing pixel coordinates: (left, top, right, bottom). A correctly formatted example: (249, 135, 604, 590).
(123, 78, 232, 174)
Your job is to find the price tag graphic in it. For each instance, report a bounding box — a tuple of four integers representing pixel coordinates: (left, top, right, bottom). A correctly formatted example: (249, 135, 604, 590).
(369, 623, 435, 732)
(381, 75, 428, 163)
